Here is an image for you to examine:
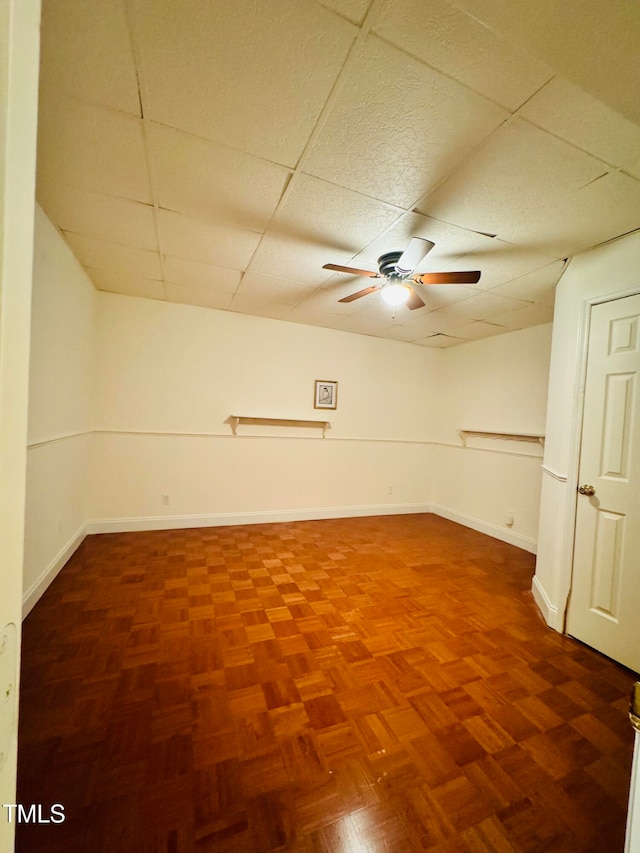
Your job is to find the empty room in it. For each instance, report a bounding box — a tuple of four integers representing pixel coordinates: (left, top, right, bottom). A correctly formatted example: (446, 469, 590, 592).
(2, 0, 640, 850)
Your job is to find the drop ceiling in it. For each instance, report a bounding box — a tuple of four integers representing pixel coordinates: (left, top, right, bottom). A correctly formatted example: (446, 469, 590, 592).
(36, 0, 640, 348)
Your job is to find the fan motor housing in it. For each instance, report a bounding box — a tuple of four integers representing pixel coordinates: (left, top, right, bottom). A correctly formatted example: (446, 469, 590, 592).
(377, 251, 403, 277)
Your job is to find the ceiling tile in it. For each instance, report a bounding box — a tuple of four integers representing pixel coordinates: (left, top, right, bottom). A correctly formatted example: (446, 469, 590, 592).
(351, 211, 495, 270)
(417, 118, 611, 254)
(64, 233, 163, 279)
(437, 240, 560, 290)
(416, 333, 464, 347)
(87, 268, 165, 300)
(37, 187, 157, 251)
(484, 301, 555, 330)
(250, 174, 403, 284)
(414, 284, 478, 312)
(316, 0, 371, 26)
(445, 320, 509, 340)
(519, 77, 640, 174)
(227, 294, 296, 321)
(437, 290, 530, 320)
(490, 260, 566, 304)
(157, 209, 261, 270)
(148, 123, 291, 231)
(165, 282, 234, 311)
(39, 0, 140, 115)
(37, 97, 152, 203)
(164, 257, 241, 295)
(133, 0, 356, 166)
(303, 35, 508, 207)
(233, 272, 313, 305)
(374, 0, 552, 110)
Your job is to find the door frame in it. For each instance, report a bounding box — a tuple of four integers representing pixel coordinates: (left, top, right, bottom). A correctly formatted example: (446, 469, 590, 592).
(558, 284, 640, 630)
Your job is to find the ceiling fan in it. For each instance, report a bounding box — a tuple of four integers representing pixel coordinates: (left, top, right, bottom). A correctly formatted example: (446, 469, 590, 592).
(323, 237, 481, 310)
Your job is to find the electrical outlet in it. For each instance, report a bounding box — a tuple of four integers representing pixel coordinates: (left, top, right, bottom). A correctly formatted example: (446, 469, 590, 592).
(387, 486, 393, 495)
(505, 510, 515, 527)
(162, 494, 170, 506)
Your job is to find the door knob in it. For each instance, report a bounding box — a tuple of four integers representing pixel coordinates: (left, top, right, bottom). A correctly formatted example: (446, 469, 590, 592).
(578, 484, 596, 496)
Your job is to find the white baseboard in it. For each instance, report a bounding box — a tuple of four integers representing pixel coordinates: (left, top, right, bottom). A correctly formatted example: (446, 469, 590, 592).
(531, 575, 562, 630)
(430, 503, 537, 554)
(85, 502, 434, 535)
(22, 525, 87, 619)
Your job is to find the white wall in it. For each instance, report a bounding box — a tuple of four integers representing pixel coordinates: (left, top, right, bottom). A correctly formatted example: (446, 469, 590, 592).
(433, 324, 553, 550)
(534, 231, 640, 628)
(23, 205, 96, 615)
(0, 0, 41, 844)
(90, 292, 440, 528)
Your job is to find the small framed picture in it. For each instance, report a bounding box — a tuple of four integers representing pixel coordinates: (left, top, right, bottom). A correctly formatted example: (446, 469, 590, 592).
(314, 380, 338, 410)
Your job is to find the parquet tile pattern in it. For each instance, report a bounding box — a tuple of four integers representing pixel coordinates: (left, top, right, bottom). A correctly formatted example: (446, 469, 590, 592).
(17, 514, 636, 852)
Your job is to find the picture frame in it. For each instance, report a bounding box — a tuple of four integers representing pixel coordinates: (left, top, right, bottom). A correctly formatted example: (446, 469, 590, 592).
(314, 380, 338, 410)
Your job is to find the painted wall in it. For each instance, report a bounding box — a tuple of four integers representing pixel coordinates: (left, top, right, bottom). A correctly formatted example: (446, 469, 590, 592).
(533, 231, 640, 629)
(0, 0, 41, 843)
(90, 292, 440, 528)
(434, 324, 553, 550)
(23, 206, 96, 615)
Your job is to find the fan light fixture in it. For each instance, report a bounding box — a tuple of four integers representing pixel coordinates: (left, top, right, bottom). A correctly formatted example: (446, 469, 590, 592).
(381, 282, 411, 306)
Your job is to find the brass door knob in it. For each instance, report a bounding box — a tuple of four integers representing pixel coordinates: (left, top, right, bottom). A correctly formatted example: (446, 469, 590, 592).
(578, 484, 596, 496)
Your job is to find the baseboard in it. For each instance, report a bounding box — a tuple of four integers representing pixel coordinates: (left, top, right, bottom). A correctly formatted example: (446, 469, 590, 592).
(430, 504, 537, 554)
(531, 574, 562, 630)
(22, 525, 87, 619)
(85, 502, 434, 535)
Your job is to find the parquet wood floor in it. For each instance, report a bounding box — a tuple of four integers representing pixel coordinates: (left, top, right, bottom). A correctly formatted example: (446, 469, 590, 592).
(17, 514, 636, 852)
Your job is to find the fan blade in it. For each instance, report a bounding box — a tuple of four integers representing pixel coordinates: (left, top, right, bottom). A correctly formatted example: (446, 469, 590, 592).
(323, 263, 380, 278)
(395, 237, 435, 275)
(413, 270, 481, 285)
(407, 289, 426, 310)
(338, 285, 381, 303)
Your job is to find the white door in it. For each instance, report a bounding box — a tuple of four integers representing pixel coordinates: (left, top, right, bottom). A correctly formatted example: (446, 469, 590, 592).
(566, 293, 640, 673)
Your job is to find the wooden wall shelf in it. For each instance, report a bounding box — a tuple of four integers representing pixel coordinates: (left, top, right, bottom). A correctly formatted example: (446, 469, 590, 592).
(228, 416, 331, 437)
(458, 429, 545, 447)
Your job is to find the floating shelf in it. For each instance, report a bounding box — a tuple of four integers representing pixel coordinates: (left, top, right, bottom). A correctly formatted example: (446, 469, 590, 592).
(458, 429, 545, 447)
(228, 416, 331, 437)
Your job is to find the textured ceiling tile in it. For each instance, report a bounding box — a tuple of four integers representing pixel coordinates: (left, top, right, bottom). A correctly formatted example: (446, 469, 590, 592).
(445, 320, 508, 340)
(351, 211, 494, 270)
(157, 209, 261, 270)
(227, 294, 296, 320)
(64, 233, 163, 279)
(148, 123, 291, 231)
(440, 290, 530, 320)
(37, 98, 152, 203)
(86, 268, 165, 300)
(417, 118, 608, 251)
(445, 0, 640, 126)
(165, 282, 234, 311)
(269, 174, 403, 252)
(234, 272, 313, 305)
(303, 35, 507, 207)
(374, 0, 552, 110)
(164, 257, 241, 295)
(316, 0, 371, 26)
(490, 260, 566, 304)
(484, 301, 555, 329)
(250, 174, 403, 284)
(438, 241, 560, 290)
(39, 0, 140, 115)
(133, 0, 356, 166)
(519, 77, 640, 173)
(37, 186, 157, 251)
(412, 284, 478, 312)
(415, 333, 465, 347)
